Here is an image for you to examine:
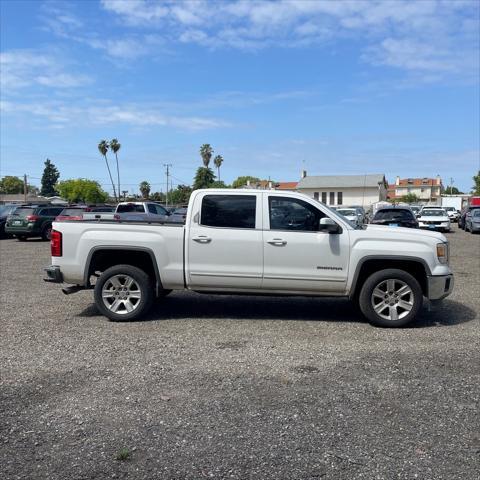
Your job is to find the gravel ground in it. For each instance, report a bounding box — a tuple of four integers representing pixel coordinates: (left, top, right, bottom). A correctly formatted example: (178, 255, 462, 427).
(0, 228, 479, 480)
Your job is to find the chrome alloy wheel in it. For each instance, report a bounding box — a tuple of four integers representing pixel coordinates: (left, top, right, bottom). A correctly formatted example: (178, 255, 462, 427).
(371, 279, 414, 321)
(101, 274, 142, 315)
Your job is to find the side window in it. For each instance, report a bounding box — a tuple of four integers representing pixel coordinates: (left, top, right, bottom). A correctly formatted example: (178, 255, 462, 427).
(38, 209, 48, 216)
(329, 192, 335, 205)
(269, 197, 325, 232)
(201, 195, 256, 229)
(337, 192, 343, 205)
(321, 192, 327, 204)
(155, 205, 167, 215)
(147, 204, 157, 214)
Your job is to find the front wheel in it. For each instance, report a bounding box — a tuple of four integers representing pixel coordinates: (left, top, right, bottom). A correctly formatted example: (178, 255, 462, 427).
(359, 269, 423, 327)
(94, 265, 154, 321)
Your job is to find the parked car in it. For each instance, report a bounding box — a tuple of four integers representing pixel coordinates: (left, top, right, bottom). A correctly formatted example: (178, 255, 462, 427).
(465, 208, 480, 233)
(0, 204, 18, 237)
(347, 206, 366, 224)
(45, 189, 453, 328)
(56, 205, 115, 221)
(115, 202, 170, 221)
(409, 205, 422, 216)
(5, 205, 64, 240)
(167, 207, 188, 223)
(458, 206, 480, 230)
(336, 208, 360, 226)
(417, 207, 451, 233)
(443, 206, 460, 223)
(370, 206, 418, 228)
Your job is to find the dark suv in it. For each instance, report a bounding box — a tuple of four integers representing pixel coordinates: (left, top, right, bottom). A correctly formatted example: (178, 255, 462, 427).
(370, 206, 419, 228)
(5, 205, 64, 241)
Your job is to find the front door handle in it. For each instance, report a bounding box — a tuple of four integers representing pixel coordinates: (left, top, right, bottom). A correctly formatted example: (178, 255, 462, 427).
(192, 235, 212, 243)
(267, 238, 287, 246)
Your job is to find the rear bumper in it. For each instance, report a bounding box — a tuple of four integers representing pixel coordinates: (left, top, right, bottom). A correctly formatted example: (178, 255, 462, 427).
(427, 274, 454, 300)
(44, 265, 63, 283)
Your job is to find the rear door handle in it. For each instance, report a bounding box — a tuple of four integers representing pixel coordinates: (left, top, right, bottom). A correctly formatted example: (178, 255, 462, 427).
(267, 238, 287, 246)
(192, 235, 212, 243)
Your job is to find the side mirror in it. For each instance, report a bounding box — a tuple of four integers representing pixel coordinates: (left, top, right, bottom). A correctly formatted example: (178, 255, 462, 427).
(319, 217, 341, 234)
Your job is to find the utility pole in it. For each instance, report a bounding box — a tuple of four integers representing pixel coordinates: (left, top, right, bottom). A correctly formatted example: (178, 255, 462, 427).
(450, 177, 454, 194)
(164, 164, 172, 208)
(24, 174, 28, 203)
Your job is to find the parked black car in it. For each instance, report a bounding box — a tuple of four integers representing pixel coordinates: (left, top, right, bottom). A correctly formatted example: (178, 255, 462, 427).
(0, 204, 18, 237)
(5, 205, 64, 240)
(370, 206, 419, 228)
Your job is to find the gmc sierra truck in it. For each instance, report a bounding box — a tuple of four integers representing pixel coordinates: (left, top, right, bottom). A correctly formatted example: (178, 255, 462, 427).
(44, 189, 454, 327)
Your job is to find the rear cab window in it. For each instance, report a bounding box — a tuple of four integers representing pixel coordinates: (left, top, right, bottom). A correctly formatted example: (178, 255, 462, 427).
(117, 204, 146, 213)
(374, 209, 415, 221)
(200, 195, 257, 229)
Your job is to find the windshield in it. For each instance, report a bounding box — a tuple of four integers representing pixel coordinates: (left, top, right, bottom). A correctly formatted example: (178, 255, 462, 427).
(11, 207, 35, 217)
(445, 207, 455, 211)
(374, 209, 414, 221)
(473, 210, 480, 217)
(421, 209, 446, 217)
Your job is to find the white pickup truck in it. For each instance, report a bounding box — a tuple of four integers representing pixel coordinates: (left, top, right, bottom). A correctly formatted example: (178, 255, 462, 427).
(45, 189, 454, 327)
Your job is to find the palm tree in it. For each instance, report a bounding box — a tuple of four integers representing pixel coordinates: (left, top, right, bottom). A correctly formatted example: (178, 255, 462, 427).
(213, 155, 224, 181)
(139, 181, 151, 199)
(199, 144, 213, 167)
(110, 138, 121, 199)
(98, 140, 117, 202)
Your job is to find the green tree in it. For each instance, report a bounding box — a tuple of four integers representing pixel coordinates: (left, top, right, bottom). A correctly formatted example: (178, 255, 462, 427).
(210, 180, 228, 188)
(139, 181, 151, 199)
(0, 176, 24, 194)
(199, 144, 213, 167)
(150, 191, 166, 202)
(56, 179, 109, 203)
(213, 155, 224, 181)
(399, 193, 420, 204)
(232, 176, 261, 189)
(110, 138, 121, 200)
(193, 167, 215, 190)
(40, 158, 60, 196)
(473, 170, 480, 195)
(98, 140, 118, 202)
(444, 186, 463, 194)
(167, 185, 192, 205)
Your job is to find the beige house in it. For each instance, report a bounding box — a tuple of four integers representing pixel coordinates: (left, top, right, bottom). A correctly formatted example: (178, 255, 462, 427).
(296, 173, 388, 207)
(387, 176, 443, 204)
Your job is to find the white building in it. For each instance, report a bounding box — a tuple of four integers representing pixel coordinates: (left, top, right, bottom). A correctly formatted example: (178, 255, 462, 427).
(296, 173, 388, 207)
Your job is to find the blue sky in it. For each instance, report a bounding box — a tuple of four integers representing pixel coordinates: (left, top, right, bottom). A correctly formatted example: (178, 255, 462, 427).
(1, 0, 479, 195)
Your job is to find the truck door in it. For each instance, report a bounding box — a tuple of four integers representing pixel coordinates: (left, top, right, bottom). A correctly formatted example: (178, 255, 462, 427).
(186, 192, 263, 289)
(262, 194, 350, 293)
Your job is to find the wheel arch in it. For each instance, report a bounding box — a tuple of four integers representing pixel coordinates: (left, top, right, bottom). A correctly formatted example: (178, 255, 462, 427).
(84, 246, 162, 295)
(350, 256, 431, 299)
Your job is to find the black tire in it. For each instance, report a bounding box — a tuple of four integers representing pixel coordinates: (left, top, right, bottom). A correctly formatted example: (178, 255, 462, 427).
(358, 268, 423, 328)
(94, 264, 154, 321)
(17, 235, 27, 241)
(41, 224, 52, 241)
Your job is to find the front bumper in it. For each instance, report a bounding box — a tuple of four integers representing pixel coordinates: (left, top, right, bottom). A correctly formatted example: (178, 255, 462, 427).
(44, 265, 63, 283)
(427, 274, 454, 300)
(419, 221, 450, 231)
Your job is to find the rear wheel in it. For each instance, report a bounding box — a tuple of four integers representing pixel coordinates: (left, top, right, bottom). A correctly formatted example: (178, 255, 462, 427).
(41, 224, 52, 241)
(94, 265, 154, 321)
(359, 269, 423, 327)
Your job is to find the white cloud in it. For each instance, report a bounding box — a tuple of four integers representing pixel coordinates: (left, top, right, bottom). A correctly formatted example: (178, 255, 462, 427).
(96, 0, 479, 82)
(0, 50, 93, 90)
(0, 100, 231, 131)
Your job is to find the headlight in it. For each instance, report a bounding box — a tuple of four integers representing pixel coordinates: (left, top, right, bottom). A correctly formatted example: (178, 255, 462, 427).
(436, 243, 449, 264)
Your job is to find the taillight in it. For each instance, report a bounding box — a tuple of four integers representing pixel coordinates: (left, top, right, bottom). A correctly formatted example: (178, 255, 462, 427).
(51, 230, 62, 257)
(26, 215, 39, 222)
